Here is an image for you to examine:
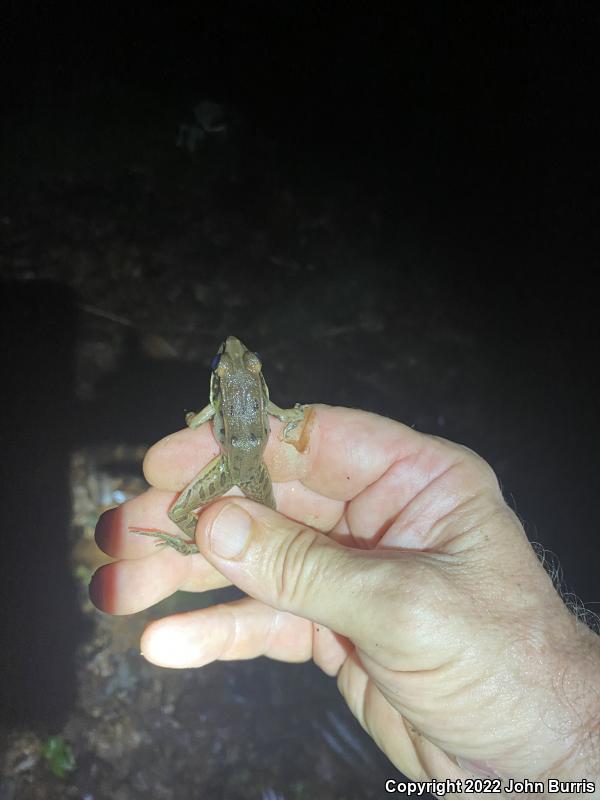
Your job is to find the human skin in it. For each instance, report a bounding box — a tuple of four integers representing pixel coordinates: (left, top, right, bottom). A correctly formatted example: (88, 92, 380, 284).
(91, 405, 600, 786)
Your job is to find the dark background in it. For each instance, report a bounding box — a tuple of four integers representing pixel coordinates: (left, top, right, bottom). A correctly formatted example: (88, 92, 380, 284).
(1, 2, 599, 798)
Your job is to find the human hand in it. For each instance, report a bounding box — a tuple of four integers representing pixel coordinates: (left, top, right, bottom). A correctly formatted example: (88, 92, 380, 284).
(91, 405, 600, 783)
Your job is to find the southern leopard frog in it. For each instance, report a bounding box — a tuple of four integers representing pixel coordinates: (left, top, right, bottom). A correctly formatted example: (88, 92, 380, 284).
(131, 336, 305, 554)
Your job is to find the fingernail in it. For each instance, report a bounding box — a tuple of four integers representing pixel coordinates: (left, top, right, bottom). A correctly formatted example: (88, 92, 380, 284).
(209, 504, 252, 559)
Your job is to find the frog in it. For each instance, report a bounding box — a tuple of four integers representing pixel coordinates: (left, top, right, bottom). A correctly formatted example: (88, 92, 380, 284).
(130, 336, 306, 555)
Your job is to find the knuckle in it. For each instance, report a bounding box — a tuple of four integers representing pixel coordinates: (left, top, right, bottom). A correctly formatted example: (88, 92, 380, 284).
(456, 447, 501, 492)
(429, 433, 501, 493)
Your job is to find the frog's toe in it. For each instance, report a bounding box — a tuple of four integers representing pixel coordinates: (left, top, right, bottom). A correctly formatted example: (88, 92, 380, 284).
(129, 527, 198, 556)
(282, 413, 305, 438)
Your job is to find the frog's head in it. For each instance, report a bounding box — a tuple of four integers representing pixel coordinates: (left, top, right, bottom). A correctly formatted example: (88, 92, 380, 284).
(211, 336, 262, 375)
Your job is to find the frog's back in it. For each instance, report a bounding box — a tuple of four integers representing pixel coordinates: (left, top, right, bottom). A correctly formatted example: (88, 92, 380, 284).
(221, 370, 269, 483)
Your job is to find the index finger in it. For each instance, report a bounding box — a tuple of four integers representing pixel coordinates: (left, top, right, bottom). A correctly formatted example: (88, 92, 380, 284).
(143, 404, 424, 502)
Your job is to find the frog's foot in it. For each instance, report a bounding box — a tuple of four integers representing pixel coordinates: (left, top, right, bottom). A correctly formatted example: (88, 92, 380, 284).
(129, 527, 199, 556)
(269, 401, 307, 440)
(282, 403, 307, 437)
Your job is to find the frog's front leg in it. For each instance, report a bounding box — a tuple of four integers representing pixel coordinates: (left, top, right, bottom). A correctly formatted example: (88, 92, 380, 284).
(268, 401, 306, 439)
(131, 455, 232, 555)
(185, 402, 215, 429)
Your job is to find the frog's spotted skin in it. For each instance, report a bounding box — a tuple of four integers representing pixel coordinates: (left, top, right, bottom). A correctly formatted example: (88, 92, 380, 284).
(131, 336, 305, 555)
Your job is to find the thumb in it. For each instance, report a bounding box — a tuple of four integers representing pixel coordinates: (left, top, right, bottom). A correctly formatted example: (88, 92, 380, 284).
(195, 498, 401, 648)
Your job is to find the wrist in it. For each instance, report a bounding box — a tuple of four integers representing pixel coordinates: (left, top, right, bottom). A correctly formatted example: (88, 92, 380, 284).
(540, 622, 600, 785)
(460, 619, 600, 789)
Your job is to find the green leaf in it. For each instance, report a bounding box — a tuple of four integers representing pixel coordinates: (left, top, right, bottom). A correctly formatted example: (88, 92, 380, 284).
(41, 736, 76, 778)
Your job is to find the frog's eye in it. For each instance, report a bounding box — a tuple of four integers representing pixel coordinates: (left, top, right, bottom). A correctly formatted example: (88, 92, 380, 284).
(210, 354, 221, 371)
(244, 351, 262, 374)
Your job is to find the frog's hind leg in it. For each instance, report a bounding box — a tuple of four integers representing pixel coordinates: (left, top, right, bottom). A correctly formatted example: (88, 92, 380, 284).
(239, 462, 276, 510)
(130, 455, 232, 556)
(168, 454, 233, 538)
(129, 527, 201, 556)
